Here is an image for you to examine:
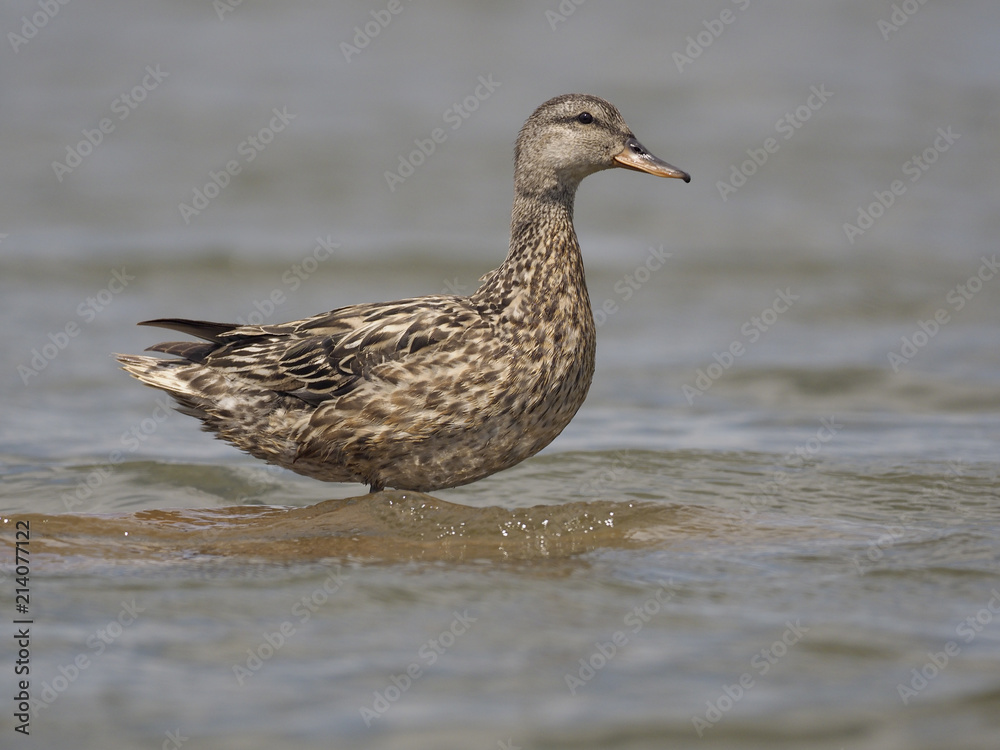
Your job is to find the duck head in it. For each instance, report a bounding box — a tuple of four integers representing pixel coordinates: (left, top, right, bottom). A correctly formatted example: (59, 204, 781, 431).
(513, 93, 690, 200)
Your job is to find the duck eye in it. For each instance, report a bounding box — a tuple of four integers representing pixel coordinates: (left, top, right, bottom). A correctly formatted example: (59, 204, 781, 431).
(576, 112, 593, 124)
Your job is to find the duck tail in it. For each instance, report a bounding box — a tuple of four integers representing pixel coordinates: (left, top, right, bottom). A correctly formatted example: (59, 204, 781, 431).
(114, 352, 304, 469)
(115, 318, 234, 418)
(114, 353, 216, 420)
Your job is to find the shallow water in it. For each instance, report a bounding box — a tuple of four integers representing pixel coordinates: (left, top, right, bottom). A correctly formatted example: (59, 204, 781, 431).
(3, 451, 1000, 749)
(2, 2, 1000, 749)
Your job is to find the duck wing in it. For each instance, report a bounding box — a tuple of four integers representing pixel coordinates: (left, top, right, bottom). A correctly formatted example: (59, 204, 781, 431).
(140, 295, 488, 404)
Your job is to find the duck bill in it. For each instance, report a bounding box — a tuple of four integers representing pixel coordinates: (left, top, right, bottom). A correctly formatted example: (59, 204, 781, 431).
(613, 137, 691, 182)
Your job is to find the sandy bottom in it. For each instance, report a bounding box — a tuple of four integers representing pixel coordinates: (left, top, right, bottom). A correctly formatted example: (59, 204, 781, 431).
(3, 492, 754, 566)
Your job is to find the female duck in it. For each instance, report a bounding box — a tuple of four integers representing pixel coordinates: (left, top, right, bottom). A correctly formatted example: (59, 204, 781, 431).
(118, 94, 690, 492)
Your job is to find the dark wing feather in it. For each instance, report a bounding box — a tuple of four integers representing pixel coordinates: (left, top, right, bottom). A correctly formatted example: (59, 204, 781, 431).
(139, 318, 236, 343)
(145, 341, 217, 360)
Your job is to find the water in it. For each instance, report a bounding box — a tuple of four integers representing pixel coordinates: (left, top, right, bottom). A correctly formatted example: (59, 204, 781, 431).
(2, 2, 1000, 748)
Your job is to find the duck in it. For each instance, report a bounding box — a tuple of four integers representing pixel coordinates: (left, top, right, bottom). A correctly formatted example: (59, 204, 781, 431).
(117, 94, 690, 493)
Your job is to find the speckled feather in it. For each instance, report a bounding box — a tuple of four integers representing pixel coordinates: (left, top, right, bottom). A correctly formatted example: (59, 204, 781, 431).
(117, 94, 689, 492)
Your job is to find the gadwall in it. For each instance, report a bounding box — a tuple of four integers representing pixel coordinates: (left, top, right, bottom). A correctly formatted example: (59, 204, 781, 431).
(117, 94, 690, 492)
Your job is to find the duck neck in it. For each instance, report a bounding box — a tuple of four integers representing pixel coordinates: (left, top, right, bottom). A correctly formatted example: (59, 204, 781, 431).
(476, 182, 587, 301)
(510, 184, 576, 245)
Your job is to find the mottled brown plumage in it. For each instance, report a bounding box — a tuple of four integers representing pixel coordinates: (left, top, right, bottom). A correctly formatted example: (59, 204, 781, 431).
(117, 94, 690, 492)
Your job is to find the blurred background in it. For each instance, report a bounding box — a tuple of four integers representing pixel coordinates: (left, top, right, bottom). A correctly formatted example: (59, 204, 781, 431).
(2, 0, 998, 265)
(1, 2, 999, 749)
